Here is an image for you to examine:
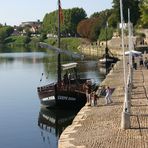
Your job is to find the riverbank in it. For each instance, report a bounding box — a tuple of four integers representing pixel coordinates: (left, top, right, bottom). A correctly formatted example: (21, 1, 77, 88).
(59, 57, 148, 148)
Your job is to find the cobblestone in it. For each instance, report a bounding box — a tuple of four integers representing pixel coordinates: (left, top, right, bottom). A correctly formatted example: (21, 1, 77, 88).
(59, 58, 148, 148)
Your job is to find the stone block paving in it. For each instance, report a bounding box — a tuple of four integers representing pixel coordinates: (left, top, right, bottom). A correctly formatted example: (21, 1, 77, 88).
(59, 60, 148, 148)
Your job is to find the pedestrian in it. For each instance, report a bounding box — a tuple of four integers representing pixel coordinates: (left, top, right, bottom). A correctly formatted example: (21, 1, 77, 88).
(144, 57, 148, 69)
(105, 86, 113, 105)
(91, 91, 97, 107)
(139, 55, 143, 69)
(83, 80, 91, 106)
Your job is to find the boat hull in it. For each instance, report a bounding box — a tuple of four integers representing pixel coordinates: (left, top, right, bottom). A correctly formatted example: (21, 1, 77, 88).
(55, 90, 86, 108)
(98, 57, 119, 68)
(40, 96, 56, 108)
(37, 79, 90, 109)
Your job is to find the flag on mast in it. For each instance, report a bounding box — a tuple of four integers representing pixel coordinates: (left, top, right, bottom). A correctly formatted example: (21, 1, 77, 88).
(59, 0, 64, 24)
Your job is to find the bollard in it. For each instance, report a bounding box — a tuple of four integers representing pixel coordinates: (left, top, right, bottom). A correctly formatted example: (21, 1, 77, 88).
(121, 111, 131, 129)
(121, 85, 131, 129)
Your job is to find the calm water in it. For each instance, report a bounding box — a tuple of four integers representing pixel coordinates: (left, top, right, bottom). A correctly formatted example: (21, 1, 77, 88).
(0, 51, 105, 148)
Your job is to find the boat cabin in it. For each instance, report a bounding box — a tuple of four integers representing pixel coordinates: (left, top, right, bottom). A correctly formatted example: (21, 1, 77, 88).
(61, 62, 79, 83)
(62, 62, 78, 71)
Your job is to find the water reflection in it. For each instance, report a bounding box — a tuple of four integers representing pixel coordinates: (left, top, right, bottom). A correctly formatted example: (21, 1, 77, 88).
(38, 107, 79, 147)
(0, 50, 106, 148)
(0, 52, 49, 63)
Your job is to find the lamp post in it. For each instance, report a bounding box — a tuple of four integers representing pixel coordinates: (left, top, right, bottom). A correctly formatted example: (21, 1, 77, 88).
(120, 0, 130, 129)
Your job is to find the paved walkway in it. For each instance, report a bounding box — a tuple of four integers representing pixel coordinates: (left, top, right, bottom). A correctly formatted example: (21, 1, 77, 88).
(59, 59, 148, 148)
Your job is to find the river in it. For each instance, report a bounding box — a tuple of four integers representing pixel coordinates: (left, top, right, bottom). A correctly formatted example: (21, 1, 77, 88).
(0, 51, 105, 148)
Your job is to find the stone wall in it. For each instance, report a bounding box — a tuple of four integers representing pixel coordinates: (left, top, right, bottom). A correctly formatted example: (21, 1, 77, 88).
(78, 44, 123, 59)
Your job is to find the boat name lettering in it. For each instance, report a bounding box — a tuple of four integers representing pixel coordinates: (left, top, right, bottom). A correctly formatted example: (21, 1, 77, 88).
(58, 96, 76, 101)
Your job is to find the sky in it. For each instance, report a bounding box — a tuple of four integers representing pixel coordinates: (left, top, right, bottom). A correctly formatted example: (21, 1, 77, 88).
(0, 0, 113, 26)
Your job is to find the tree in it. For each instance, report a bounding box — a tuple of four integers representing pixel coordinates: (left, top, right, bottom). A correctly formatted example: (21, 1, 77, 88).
(0, 26, 14, 43)
(77, 9, 111, 41)
(112, 0, 141, 26)
(42, 7, 87, 37)
(108, 12, 118, 28)
(139, 0, 148, 28)
(99, 27, 114, 41)
(77, 18, 96, 39)
(70, 8, 87, 36)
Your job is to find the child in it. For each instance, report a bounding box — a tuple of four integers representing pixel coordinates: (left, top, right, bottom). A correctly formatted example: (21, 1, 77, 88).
(105, 86, 113, 104)
(91, 91, 97, 107)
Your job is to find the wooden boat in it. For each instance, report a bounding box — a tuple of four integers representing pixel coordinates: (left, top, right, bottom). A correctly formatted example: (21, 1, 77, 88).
(37, 1, 95, 108)
(37, 62, 94, 108)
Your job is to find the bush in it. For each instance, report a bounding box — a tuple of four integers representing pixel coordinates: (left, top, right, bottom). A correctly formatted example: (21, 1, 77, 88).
(99, 27, 114, 41)
(5, 35, 31, 45)
(45, 37, 82, 52)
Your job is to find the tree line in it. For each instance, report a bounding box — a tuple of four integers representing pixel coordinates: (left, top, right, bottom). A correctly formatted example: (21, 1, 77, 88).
(42, 0, 148, 41)
(0, 0, 148, 44)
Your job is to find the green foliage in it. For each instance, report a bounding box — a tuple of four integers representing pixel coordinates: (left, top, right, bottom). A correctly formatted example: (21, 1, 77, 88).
(90, 12, 100, 18)
(70, 8, 87, 36)
(90, 9, 112, 19)
(29, 37, 40, 44)
(112, 0, 141, 26)
(42, 12, 58, 34)
(42, 7, 87, 37)
(5, 36, 30, 45)
(139, 0, 148, 28)
(39, 33, 47, 42)
(99, 27, 114, 41)
(108, 13, 118, 28)
(45, 37, 81, 52)
(0, 26, 14, 43)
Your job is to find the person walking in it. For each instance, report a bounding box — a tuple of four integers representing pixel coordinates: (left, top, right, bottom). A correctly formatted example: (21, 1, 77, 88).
(139, 55, 144, 69)
(91, 91, 97, 107)
(105, 86, 113, 105)
(83, 81, 91, 106)
(144, 57, 148, 69)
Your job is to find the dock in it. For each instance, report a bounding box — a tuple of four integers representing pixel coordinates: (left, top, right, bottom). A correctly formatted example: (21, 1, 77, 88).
(59, 57, 148, 148)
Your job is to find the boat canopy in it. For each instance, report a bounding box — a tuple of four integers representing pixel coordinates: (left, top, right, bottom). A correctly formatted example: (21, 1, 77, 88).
(62, 62, 78, 71)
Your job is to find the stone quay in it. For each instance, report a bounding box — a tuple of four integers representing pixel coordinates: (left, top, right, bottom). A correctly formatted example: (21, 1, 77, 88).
(59, 56, 148, 148)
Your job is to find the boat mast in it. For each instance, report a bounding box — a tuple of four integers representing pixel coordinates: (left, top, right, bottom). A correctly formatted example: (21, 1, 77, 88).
(105, 21, 108, 75)
(57, 0, 61, 83)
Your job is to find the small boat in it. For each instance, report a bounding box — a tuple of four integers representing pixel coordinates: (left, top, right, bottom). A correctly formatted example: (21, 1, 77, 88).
(98, 21, 119, 69)
(98, 51, 119, 68)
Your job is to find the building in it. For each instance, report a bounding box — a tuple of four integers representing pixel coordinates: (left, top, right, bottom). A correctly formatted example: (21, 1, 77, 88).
(20, 21, 42, 34)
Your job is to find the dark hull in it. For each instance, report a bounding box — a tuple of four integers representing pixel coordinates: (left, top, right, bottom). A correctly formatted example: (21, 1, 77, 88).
(37, 83, 56, 108)
(37, 78, 90, 109)
(55, 90, 86, 109)
(98, 57, 119, 68)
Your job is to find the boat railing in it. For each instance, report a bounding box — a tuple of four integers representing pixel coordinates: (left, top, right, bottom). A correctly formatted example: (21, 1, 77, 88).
(57, 81, 84, 92)
(37, 83, 55, 92)
(57, 78, 95, 93)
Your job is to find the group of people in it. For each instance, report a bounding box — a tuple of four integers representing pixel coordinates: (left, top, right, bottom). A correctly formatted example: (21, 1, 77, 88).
(133, 55, 148, 70)
(83, 81, 113, 107)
